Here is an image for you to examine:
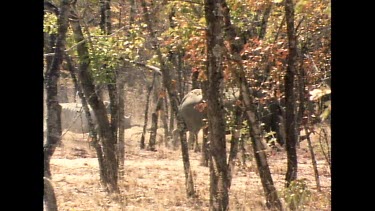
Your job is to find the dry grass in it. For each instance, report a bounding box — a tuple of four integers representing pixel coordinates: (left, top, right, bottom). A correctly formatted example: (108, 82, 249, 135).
(50, 126, 331, 211)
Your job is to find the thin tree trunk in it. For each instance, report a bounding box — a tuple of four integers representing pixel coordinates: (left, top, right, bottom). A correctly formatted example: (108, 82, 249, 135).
(44, 0, 69, 179)
(227, 102, 243, 188)
(148, 94, 163, 151)
(99, 0, 111, 34)
(304, 126, 321, 191)
(169, 103, 175, 145)
(65, 53, 106, 182)
(284, 0, 298, 188)
(69, 10, 118, 192)
(162, 96, 170, 147)
(239, 76, 283, 211)
(117, 72, 126, 177)
(141, 72, 156, 149)
(200, 126, 209, 167)
(200, 80, 210, 167)
(258, 3, 273, 40)
(43, 1, 70, 210)
(140, 0, 195, 197)
(148, 112, 158, 151)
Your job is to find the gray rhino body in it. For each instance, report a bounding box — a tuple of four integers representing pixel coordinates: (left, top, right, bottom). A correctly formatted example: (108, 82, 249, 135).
(177, 88, 285, 148)
(59, 102, 132, 133)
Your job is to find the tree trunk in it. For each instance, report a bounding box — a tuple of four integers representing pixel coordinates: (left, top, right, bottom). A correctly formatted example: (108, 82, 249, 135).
(204, 0, 229, 210)
(227, 102, 243, 188)
(99, 0, 111, 34)
(69, 11, 118, 192)
(258, 3, 273, 40)
(200, 76, 210, 167)
(99, 0, 119, 162)
(148, 112, 158, 151)
(284, 0, 298, 188)
(44, 177, 58, 211)
(169, 103, 175, 146)
(141, 72, 156, 149)
(304, 126, 321, 191)
(117, 71, 126, 177)
(65, 53, 107, 183)
(140, 0, 195, 197)
(107, 84, 118, 143)
(239, 76, 284, 211)
(43, 1, 70, 210)
(221, 2, 283, 210)
(148, 95, 163, 151)
(200, 126, 209, 167)
(162, 96, 170, 147)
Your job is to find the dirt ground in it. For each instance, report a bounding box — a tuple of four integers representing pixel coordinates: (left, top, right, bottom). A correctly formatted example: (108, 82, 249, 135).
(50, 126, 331, 211)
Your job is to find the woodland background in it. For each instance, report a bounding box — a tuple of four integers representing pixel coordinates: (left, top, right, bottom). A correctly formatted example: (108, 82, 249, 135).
(43, 0, 331, 210)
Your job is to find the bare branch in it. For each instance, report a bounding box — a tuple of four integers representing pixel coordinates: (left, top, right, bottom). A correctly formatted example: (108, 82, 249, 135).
(167, 0, 204, 5)
(119, 57, 162, 75)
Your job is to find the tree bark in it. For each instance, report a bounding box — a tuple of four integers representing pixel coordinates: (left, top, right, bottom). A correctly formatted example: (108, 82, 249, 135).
(99, 0, 119, 159)
(141, 72, 156, 149)
(117, 71, 126, 177)
(107, 84, 118, 143)
(204, 0, 229, 210)
(304, 126, 321, 191)
(284, 0, 298, 188)
(227, 101, 242, 188)
(162, 95, 170, 147)
(69, 10, 118, 192)
(148, 94, 163, 151)
(99, 0, 112, 34)
(43, 1, 70, 210)
(65, 53, 107, 183)
(44, 177, 58, 211)
(148, 112, 158, 151)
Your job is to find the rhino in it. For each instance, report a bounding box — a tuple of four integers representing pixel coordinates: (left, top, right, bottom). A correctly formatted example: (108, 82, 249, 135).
(176, 88, 285, 149)
(59, 102, 132, 133)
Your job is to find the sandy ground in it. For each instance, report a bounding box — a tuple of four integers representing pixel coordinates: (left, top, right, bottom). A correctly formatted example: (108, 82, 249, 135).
(49, 126, 331, 211)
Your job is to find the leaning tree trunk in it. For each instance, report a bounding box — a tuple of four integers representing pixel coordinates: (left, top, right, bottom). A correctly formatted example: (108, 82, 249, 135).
(43, 1, 70, 210)
(65, 53, 106, 182)
(227, 99, 243, 188)
(140, 0, 195, 197)
(204, 0, 229, 210)
(69, 9, 118, 193)
(284, 0, 298, 188)
(221, 2, 283, 210)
